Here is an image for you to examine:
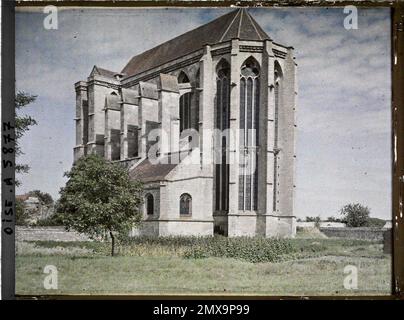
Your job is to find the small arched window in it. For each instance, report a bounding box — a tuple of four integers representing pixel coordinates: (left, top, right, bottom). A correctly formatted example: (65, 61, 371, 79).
(145, 193, 154, 215)
(178, 71, 190, 84)
(180, 193, 192, 216)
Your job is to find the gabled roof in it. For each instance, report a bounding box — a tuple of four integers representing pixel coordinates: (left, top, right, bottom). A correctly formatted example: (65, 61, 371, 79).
(90, 65, 118, 79)
(121, 9, 271, 77)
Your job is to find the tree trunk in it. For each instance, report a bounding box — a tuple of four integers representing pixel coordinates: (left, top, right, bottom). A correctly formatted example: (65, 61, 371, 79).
(109, 231, 115, 256)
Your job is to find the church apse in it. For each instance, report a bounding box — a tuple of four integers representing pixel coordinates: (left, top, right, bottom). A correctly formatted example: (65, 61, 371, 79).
(73, 8, 297, 238)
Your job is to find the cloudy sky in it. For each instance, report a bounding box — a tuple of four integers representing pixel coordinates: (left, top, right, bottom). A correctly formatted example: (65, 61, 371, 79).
(15, 7, 391, 219)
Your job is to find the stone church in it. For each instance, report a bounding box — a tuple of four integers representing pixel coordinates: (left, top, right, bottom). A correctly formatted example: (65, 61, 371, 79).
(74, 9, 297, 237)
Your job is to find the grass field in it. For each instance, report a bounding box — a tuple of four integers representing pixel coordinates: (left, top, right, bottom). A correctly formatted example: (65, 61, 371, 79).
(15, 233, 391, 296)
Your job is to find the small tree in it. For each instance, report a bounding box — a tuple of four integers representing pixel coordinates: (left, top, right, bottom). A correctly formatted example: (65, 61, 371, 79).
(57, 154, 143, 256)
(340, 203, 370, 227)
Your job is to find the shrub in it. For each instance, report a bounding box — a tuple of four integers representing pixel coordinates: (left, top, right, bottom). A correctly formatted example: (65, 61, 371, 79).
(120, 236, 296, 263)
(35, 212, 64, 226)
(340, 203, 370, 227)
(183, 236, 295, 263)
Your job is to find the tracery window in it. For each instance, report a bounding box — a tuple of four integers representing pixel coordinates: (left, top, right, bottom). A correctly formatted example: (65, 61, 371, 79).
(239, 57, 260, 211)
(273, 61, 283, 212)
(179, 92, 192, 133)
(215, 59, 230, 212)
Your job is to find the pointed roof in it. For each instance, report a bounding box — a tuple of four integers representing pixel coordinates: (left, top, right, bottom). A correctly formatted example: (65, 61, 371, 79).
(90, 65, 118, 79)
(121, 9, 271, 77)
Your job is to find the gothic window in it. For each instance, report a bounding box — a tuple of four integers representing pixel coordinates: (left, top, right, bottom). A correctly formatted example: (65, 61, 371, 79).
(110, 129, 121, 161)
(127, 125, 138, 158)
(195, 69, 200, 128)
(145, 193, 154, 215)
(180, 193, 192, 216)
(215, 59, 230, 212)
(273, 61, 283, 212)
(179, 92, 192, 134)
(239, 57, 260, 211)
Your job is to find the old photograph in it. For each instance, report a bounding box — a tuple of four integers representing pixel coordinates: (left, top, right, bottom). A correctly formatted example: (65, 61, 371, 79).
(14, 5, 391, 295)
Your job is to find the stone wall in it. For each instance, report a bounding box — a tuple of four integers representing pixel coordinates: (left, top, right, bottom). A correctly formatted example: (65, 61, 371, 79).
(319, 227, 387, 241)
(16, 226, 90, 242)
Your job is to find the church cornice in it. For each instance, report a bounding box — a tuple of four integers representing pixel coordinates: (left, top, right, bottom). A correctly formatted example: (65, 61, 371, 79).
(87, 78, 121, 90)
(239, 45, 263, 53)
(273, 48, 287, 59)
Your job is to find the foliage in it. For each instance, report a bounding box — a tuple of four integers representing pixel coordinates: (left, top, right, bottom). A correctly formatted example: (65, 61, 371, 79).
(35, 213, 64, 227)
(305, 216, 321, 228)
(16, 198, 29, 225)
(27, 190, 54, 205)
(305, 216, 321, 223)
(182, 236, 294, 263)
(340, 203, 370, 227)
(120, 236, 295, 262)
(15, 91, 38, 184)
(326, 216, 343, 223)
(57, 154, 143, 255)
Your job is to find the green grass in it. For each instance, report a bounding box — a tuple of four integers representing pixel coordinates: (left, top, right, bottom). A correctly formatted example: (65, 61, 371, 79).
(15, 236, 391, 296)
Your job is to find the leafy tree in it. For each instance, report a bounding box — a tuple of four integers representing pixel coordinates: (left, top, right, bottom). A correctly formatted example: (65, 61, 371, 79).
(57, 154, 143, 256)
(15, 91, 38, 185)
(340, 203, 370, 227)
(28, 190, 54, 205)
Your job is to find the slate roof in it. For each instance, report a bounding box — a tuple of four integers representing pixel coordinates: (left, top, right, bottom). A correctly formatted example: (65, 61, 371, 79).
(129, 157, 178, 183)
(121, 9, 271, 77)
(91, 66, 118, 79)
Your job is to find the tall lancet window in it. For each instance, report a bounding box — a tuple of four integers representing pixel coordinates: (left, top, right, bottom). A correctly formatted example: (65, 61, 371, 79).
(178, 71, 192, 135)
(179, 93, 191, 133)
(239, 57, 260, 211)
(273, 61, 282, 212)
(215, 59, 230, 212)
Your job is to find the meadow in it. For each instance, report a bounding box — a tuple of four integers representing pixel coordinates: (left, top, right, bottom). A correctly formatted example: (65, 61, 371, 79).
(15, 231, 391, 296)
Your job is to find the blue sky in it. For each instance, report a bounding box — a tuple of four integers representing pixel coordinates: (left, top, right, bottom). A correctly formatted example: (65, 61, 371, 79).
(15, 7, 391, 219)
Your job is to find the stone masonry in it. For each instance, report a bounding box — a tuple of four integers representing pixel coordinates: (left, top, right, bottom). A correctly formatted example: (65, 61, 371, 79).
(74, 9, 297, 237)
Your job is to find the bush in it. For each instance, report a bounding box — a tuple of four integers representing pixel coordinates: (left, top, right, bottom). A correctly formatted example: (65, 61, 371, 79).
(35, 213, 64, 226)
(340, 203, 370, 227)
(183, 236, 295, 263)
(120, 236, 296, 263)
